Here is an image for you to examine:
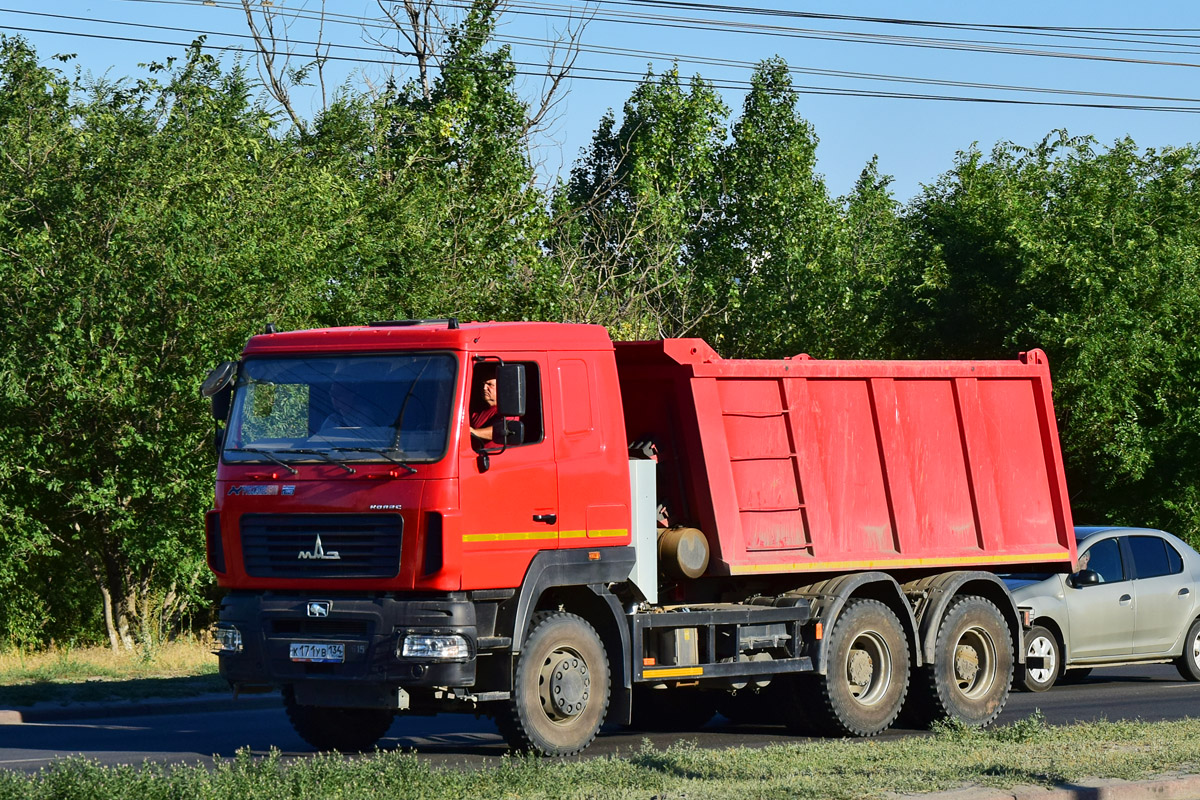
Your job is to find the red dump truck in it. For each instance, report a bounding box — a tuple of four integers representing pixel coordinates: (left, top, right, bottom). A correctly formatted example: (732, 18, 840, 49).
(202, 320, 1076, 755)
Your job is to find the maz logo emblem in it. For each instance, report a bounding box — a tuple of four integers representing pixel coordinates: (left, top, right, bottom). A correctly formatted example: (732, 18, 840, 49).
(306, 601, 331, 618)
(298, 534, 341, 561)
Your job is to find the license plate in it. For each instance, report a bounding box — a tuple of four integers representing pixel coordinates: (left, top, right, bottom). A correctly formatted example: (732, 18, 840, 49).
(289, 642, 345, 663)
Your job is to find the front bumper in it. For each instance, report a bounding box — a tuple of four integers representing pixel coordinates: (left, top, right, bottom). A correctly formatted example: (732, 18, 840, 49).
(215, 591, 478, 708)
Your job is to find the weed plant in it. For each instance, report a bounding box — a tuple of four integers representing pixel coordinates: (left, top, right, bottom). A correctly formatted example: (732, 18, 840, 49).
(0, 714, 1198, 799)
(0, 639, 220, 706)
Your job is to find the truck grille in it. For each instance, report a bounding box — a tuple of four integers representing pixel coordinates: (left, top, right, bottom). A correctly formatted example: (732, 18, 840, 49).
(239, 513, 403, 579)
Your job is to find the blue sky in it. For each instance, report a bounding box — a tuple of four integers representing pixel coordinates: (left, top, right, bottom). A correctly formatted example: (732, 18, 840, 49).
(2, 0, 1198, 202)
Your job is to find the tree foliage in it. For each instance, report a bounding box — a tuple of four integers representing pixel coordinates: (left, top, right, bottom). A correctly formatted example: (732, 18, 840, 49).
(890, 132, 1200, 538)
(1, 24, 1199, 651)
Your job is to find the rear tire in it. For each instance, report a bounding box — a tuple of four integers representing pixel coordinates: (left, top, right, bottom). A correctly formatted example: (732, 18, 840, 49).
(283, 687, 395, 752)
(1017, 625, 1059, 692)
(1175, 618, 1200, 681)
(785, 599, 909, 737)
(497, 611, 610, 756)
(909, 595, 1013, 728)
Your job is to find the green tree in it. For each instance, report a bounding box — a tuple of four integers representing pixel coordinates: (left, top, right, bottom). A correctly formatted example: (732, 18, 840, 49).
(892, 132, 1200, 542)
(555, 66, 728, 338)
(698, 58, 860, 358)
(308, 3, 552, 326)
(0, 37, 357, 649)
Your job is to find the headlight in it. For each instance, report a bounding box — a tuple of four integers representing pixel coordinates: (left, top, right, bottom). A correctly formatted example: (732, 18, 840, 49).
(400, 634, 470, 660)
(213, 624, 243, 653)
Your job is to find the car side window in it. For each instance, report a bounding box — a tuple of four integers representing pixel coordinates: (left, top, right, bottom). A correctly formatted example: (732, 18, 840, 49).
(1128, 535, 1181, 579)
(1079, 538, 1125, 583)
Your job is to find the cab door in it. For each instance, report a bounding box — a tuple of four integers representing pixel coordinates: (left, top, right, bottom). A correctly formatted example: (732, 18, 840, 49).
(457, 355, 559, 589)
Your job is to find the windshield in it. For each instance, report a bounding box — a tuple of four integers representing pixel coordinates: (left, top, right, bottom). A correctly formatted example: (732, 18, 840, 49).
(224, 353, 457, 464)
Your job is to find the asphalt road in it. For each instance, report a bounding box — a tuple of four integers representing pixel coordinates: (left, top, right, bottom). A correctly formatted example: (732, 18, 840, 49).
(2, 664, 1198, 772)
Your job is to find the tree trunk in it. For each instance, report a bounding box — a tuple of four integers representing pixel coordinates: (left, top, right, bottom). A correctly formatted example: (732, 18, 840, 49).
(99, 582, 119, 653)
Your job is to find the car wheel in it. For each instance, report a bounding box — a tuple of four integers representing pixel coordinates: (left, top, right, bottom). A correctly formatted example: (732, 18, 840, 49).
(1175, 617, 1200, 681)
(1017, 625, 1059, 692)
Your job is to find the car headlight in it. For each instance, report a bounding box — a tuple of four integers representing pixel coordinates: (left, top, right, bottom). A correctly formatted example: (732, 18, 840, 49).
(213, 624, 243, 653)
(399, 634, 470, 660)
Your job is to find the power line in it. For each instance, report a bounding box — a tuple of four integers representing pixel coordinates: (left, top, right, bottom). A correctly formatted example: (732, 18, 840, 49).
(109, 0, 1200, 65)
(10, 6, 1200, 110)
(5, 20, 1200, 115)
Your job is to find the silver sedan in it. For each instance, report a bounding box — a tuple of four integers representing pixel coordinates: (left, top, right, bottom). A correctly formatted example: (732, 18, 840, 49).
(1004, 526, 1200, 692)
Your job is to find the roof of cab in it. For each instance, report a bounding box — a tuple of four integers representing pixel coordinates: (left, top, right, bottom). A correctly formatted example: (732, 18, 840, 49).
(241, 320, 614, 356)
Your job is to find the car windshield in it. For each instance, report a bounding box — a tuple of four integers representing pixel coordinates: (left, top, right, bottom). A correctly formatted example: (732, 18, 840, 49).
(223, 353, 457, 464)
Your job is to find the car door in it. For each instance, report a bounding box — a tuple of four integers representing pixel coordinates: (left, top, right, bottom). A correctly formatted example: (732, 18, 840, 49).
(1130, 534, 1196, 654)
(1065, 536, 1135, 660)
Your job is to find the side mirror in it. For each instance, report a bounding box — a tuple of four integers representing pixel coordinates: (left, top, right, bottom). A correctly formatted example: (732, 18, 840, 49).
(495, 363, 526, 417)
(493, 418, 524, 446)
(201, 362, 237, 422)
(1070, 569, 1100, 587)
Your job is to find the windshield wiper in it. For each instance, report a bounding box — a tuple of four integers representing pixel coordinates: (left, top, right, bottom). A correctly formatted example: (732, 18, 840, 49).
(272, 448, 357, 474)
(331, 447, 417, 474)
(229, 447, 299, 476)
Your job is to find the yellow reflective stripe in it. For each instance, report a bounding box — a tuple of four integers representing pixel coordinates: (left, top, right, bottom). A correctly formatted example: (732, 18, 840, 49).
(559, 530, 629, 539)
(729, 551, 1073, 575)
(462, 531, 557, 543)
(464, 529, 630, 543)
(643, 666, 704, 679)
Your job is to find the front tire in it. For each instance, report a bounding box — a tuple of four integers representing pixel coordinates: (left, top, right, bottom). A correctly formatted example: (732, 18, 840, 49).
(1017, 625, 1060, 692)
(283, 687, 395, 752)
(786, 599, 910, 737)
(909, 595, 1013, 728)
(497, 611, 610, 756)
(1175, 618, 1200, 681)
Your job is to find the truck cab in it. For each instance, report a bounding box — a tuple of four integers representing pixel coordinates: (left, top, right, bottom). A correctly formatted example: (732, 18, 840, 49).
(206, 320, 636, 752)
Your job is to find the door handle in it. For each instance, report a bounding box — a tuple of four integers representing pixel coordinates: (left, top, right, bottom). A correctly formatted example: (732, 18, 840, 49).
(1180, 588, 1191, 596)
(1119, 594, 1132, 604)
(533, 513, 557, 524)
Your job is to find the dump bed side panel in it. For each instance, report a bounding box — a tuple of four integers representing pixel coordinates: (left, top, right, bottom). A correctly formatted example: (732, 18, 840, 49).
(615, 341, 1075, 578)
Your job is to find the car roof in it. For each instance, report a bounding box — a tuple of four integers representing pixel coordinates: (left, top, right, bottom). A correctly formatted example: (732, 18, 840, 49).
(1075, 526, 1171, 543)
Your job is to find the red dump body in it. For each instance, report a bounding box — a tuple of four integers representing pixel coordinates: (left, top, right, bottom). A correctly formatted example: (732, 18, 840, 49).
(616, 339, 1076, 577)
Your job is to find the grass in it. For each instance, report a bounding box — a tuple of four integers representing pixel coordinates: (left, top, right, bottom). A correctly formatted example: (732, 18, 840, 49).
(0, 713, 1199, 799)
(0, 639, 223, 706)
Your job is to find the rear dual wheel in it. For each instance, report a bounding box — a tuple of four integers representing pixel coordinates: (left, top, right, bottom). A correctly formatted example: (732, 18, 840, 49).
(785, 599, 910, 737)
(908, 595, 1013, 727)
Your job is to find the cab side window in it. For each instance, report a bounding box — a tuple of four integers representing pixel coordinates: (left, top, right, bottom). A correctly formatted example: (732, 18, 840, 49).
(1080, 538, 1125, 583)
(468, 361, 544, 447)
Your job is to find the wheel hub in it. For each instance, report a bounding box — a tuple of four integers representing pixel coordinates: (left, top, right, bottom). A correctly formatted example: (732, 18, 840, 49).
(547, 655, 590, 717)
(955, 644, 980, 684)
(849, 649, 874, 687)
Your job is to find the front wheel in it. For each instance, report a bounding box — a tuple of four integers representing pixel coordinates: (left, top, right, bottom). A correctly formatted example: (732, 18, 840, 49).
(1017, 625, 1060, 692)
(1175, 618, 1200, 681)
(496, 611, 610, 756)
(908, 595, 1013, 728)
(283, 687, 395, 752)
